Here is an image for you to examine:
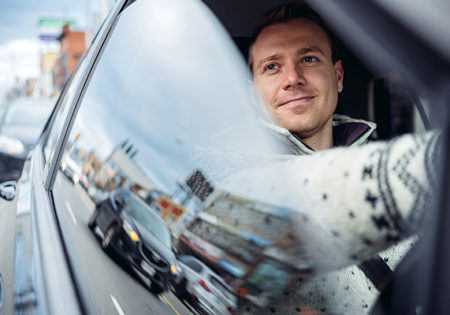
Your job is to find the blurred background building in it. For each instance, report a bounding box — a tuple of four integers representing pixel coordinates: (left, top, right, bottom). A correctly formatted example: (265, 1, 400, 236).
(1, 0, 113, 103)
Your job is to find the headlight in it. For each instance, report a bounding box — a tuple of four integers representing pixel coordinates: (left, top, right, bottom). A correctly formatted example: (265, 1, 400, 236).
(122, 220, 139, 242)
(170, 262, 182, 275)
(0, 135, 25, 156)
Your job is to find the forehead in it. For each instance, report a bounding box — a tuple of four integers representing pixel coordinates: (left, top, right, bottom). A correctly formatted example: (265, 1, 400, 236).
(252, 19, 332, 59)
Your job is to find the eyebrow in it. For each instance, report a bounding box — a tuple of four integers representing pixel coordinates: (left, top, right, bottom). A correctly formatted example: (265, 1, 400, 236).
(255, 53, 282, 72)
(255, 46, 327, 72)
(297, 46, 326, 56)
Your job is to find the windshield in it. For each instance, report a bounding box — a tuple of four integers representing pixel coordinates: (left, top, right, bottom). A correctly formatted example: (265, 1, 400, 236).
(123, 197, 172, 248)
(179, 255, 203, 272)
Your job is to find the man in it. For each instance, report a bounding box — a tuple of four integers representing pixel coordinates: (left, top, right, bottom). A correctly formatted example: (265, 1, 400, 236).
(244, 2, 409, 314)
(249, 2, 375, 154)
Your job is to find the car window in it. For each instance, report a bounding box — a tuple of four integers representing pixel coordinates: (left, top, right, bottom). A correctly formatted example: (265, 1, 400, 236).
(49, 1, 290, 313)
(179, 256, 203, 273)
(43, 61, 87, 163)
(113, 189, 129, 205)
(210, 275, 236, 300)
(123, 197, 172, 248)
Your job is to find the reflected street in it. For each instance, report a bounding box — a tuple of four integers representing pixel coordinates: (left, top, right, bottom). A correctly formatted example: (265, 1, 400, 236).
(53, 172, 193, 315)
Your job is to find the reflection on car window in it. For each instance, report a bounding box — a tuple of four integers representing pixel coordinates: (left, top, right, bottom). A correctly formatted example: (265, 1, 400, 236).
(210, 276, 235, 298)
(44, 64, 85, 162)
(49, 1, 310, 313)
(123, 197, 172, 248)
(179, 256, 203, 273)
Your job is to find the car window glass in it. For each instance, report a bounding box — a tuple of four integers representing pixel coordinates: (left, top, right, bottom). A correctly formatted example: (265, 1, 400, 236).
(44, 63, 86, 163)
(210, 276, 235, 299)
(180, 256, 203, 273)
(123, 197, 172, 248)
(370, 75, 431, 140)
(49, 0, 301, 312)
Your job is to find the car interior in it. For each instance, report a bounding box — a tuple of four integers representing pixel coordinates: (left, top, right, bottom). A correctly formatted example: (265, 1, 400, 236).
(199, 0, 443, 313)
(202, 0, 431, 140)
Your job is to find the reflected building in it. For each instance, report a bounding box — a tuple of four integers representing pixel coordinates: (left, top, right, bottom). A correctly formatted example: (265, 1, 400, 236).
(95, 145, 156, 199)
(54, 24, 87, 92)
(155, 196, 187, 229)
(178, 191, 307, 307)
(82, 151, 102, 179)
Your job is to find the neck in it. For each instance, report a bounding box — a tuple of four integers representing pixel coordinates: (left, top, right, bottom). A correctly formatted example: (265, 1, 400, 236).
(294, 122, 333, 152)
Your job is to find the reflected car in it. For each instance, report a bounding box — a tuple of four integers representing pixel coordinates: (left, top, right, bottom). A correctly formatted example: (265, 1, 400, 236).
(88, 189, 180, 294)
(60, 150, 84, 184)
(0, 97, 54, 181)
(171, 255, 238, 315)
(87, 184, 107, 204)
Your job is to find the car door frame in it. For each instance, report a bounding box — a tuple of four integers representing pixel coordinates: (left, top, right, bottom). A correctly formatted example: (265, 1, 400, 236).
(11, 1, 128, 315)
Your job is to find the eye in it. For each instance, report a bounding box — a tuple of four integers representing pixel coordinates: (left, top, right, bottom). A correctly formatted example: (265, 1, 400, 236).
(302, 56, 318, 63)
(264, 63, 279, 72)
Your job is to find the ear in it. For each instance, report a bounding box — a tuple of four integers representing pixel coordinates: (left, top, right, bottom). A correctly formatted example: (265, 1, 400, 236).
(334, 60, 344, 92)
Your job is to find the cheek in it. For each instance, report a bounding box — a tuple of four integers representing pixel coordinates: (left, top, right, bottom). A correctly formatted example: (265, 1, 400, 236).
(313, 70, 340, 100)
(255, 78, 278, 104)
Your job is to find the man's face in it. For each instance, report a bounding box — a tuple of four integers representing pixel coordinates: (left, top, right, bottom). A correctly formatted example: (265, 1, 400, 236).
(251, 19, 343, 139)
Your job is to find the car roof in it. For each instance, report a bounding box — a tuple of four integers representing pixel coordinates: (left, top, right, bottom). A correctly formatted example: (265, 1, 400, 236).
(179, 255, 232, 285)
(201, 0, 283, 37)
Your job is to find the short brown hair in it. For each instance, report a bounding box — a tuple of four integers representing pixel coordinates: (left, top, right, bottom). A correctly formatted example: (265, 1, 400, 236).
(248, 1, 339, 72)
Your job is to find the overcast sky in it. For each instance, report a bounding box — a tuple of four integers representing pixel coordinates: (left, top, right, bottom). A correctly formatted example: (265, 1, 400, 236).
(0, 0, 112, 101)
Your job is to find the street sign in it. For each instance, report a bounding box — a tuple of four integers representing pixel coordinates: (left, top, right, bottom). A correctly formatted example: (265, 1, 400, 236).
(186, 169, 214, 202)
(39, 18, 76, 27)
(39, 34, 59, 41)
(38, 18, 77, 41)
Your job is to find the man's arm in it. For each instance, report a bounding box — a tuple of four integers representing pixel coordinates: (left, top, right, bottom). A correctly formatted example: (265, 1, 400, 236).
(225, 131, 441, 273)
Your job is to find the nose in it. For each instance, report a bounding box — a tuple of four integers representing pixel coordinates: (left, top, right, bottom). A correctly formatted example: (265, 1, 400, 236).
(282, 64, 306, 90)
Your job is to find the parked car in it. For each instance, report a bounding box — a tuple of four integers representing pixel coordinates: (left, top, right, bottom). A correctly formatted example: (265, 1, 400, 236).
(171, 255, 238, 315)
(1, 1, 448, 315)
(60, 150, 84, 184)
(88, 188, 180, 294)
(0, 97, 54, 181)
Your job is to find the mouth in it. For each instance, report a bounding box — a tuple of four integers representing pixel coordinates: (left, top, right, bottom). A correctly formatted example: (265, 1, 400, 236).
(279, 96, 315, 108)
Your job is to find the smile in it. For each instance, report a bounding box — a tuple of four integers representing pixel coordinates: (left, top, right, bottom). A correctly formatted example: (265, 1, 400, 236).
(279, 96, 315, 107)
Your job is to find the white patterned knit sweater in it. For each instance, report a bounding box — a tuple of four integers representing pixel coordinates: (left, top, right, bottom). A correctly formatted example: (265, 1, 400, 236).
(231, 130, 440, 315)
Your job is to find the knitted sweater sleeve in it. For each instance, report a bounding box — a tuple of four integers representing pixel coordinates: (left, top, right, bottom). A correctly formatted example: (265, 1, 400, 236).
(225, 131, 441, 273)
